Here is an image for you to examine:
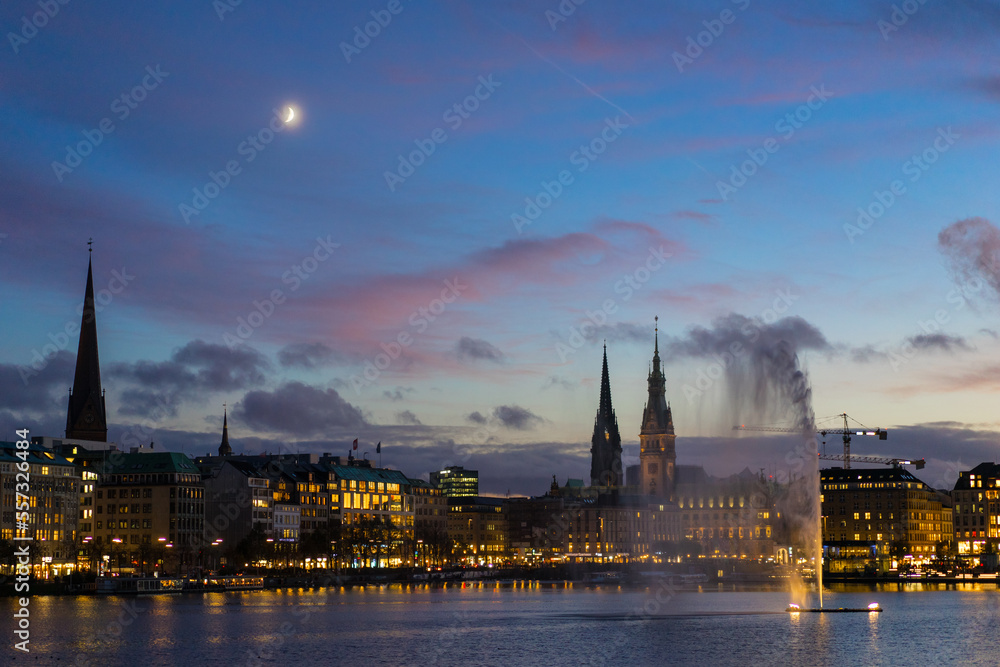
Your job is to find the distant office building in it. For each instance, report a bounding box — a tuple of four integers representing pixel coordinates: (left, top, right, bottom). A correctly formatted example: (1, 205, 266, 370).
(821, 466, 952, 570)
(430, 466, 479, 498)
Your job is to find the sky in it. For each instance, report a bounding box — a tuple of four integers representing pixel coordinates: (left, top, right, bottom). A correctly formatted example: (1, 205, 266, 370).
(3, 0, 1000, 496)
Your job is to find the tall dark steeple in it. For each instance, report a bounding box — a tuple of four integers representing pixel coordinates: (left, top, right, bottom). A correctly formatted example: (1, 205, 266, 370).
(218, 406, 233, 457)
(640, 317, 676, 499)
(590, 342, 623, 488)
(66, 243, 108, 442)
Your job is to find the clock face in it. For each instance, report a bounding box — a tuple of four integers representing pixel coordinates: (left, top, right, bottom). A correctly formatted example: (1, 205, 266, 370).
(84, 412, 95, 424)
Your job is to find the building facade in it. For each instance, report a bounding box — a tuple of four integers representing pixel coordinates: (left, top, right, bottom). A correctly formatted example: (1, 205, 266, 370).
(821, 466, 952, 570)
(430, 466, 479, 498)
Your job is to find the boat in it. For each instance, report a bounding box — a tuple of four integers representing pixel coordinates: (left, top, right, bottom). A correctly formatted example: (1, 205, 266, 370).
(786, 602, 882, 613)
(96, 576, 184, 595)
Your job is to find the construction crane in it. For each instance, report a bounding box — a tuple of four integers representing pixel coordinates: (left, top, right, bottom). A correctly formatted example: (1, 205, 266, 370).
(818, 453, 924, 469)
(734, 413, 888, 469)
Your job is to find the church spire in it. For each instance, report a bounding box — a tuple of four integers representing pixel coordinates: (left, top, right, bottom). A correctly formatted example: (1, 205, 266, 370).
(219, 405, 232, 456)
(598, 341, 614, 420)
(66, 241, 108, 442)
(591, 343, 622, 488)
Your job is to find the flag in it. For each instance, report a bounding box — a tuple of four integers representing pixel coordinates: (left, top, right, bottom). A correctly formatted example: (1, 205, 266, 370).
(376, 441, 381, 454)
(353, 438, 358, 450)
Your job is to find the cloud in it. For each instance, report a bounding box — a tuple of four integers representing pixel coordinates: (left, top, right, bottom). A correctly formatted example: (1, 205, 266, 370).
(396, 410, 422, 425)
(938, 217, 1000, 301)
(493, 405, 544, 430)
(542, 375, 575, 390)
(578, 322, 650, 344)
(455, 336, 505, 363)
(905, 333, 973, 353)
(383, 386, 415, 402)
(109, 340, 271, 417)
(849, 344, 886, 363)
(466, 411, 487, 424)
(671, 209, 715, 224)
(0, 351, 75, 412)
(664, 314, 832, 359)
(233, 381, 366, 436)
(277, 342, 338, 369)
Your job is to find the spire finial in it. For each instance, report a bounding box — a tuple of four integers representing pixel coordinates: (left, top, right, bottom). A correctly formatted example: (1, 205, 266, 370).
(654, 316, 659, 354)
(88, 238, 93, 254)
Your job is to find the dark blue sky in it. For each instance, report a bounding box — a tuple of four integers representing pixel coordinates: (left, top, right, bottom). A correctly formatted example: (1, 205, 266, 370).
(3, 0, 1000, 494)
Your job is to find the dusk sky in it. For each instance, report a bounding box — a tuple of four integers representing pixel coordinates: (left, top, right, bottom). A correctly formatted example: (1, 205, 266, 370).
(3, 0, 1000, 495)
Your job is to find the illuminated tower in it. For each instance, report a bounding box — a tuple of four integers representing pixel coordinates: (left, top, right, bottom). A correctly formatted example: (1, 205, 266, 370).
(66, 244, 108, 442)
(590, 343, 622, 488)
(639, 317, 675, 499)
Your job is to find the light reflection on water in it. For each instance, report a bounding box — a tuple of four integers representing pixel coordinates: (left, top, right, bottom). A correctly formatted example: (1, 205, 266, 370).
(2, 583, 998, 666)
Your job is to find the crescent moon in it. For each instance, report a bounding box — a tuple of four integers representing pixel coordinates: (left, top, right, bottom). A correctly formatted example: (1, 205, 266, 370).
(284, 106, 295, 123)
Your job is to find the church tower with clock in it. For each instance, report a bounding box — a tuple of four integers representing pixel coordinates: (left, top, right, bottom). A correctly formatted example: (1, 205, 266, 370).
(639, 317, 676, 500)
(65, 246, 109, 442)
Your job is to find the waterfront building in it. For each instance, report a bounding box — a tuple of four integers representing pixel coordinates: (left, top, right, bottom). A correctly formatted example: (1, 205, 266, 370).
(448, 496, 508, 564)
(590, 344, 623, 488)
(0, 441, 81, 575)
(821, 466, 952, 570)
(202, 459, 273, 548)
(675, 466, 782, 560)
(639, 320, 676, 500)
(430, 466, 479, 498)
(409, 478, 449, 566)
(93, 452, 205, 574)
(952, 463, 1000, 558)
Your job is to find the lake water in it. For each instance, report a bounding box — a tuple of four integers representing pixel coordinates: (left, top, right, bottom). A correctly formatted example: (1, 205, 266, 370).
(3, 582, 998, 666)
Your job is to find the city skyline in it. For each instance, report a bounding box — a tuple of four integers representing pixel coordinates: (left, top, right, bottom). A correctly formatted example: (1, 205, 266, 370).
(4, 1, 1000, 496)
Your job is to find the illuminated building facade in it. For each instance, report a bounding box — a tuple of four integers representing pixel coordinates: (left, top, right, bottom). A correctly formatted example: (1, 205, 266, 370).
(94, 452, 205, 574)
(675, 466, 781, 559)
(448, 497, 508, 564)
(821, 467, 952, 569)
(953, 463, 1000, 558)
(430, 466, 479, 498)
(0, 441, 80, 575)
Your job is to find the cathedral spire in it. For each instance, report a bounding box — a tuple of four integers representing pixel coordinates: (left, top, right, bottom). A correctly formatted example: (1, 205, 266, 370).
(591, 344, 622, 488)
(219, 405, 233, 456)
(66, 242, 108, 442)
(598, 341, 614, 421)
